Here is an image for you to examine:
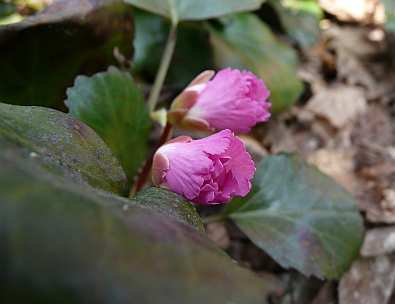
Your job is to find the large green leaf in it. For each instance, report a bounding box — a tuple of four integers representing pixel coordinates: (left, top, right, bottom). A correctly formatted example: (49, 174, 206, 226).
(66, 67, 151, 184)
(269, 0, 322, 48)
(133, 9, 214, 87)
(0, 102, 201, 228)
(0, 138, 269, 303)
(124, 0, 265, 24)
(227, 154, 364, 279)
(132, 187, 205, 231)
(0, 102, 127, 195)
(0, 0, 133, 110)
(209, 13, 303, 113)
(0, 2, 16, 19)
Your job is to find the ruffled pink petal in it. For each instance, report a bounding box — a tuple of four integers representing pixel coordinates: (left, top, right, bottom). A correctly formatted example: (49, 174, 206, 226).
(242, 70, 270, 102)
(185, 68, 271, 133)
(192, 129, 232, 155)
(161, 144, 211, 200)
(153, 130, 255, 205)
(194, 133, 255, 204)
(215, 173, 238, 203)
(155, 131, 232, 200)
(222, 135, 255, 196)
(195, 181, 218, 204)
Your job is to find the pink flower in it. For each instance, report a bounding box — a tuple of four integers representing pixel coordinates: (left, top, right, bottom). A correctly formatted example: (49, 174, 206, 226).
(168, 68, 271, 133)
(152, 129, 255, 205)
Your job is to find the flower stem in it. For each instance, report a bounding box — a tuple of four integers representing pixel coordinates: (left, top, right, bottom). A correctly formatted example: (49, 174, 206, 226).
(129, 23, 178, 197)
(129, 122, 174, 197)
(147, 23, 178, 112)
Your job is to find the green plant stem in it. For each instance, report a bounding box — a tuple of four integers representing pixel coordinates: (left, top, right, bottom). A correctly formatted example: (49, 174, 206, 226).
(147, 23, 178, 112)
(129, 122, 174, 197)
(130, 24, 177, 197)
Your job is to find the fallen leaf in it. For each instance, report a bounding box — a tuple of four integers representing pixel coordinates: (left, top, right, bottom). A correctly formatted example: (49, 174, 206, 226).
(361, 226, 395, 257)
(339, 256, 395, 304)
(306, 84, 367, 128)
(323, 24, 391, 99)
(263, 116, 321, 156)
(352, 105, 395, 168)
(206, 222, 230, 249)
(357, 182, 395, 224)
(263, 118, 299, 153)
(382, 189, 395, 210)
(319, 0, 384, 24)
(308, 149, 357, 192)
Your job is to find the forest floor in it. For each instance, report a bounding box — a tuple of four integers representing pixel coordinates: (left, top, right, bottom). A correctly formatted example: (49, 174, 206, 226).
(3, 1, 395, 303)
(202, 5, 395, 304)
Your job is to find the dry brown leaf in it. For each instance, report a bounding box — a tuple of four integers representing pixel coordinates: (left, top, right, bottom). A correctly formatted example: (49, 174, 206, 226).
(308, 148, 357, 192)
(306, 84, 367, 129)
(363, 194, 395, 223)
(365, 206, 395, 224)
(357, 182, 395, 223)
(263, 118, 299, 153)
(339, 256, 395, 304)
(322, 24, 392, 99)
(361, 226, 395, 257)
(262, 115, 323, 157)
(336, 49, 377, 93)
(382, 189, 395, 210)
(352, 105, 395, 169)
(319, 0, 385, 24)
(206, 222, 230, 249)
(353, 105, 394, 146)
(325, 25, 382, 58)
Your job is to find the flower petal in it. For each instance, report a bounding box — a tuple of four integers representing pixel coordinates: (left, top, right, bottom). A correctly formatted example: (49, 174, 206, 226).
(185, 68, 271, 133)
(222, 136, 255, 196)
(192, 129, 233, 155)
(152, 130, 255, 205)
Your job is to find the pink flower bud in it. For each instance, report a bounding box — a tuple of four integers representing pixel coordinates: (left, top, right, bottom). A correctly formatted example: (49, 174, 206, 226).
(152, 129, 255, 205)
(168, 68, 271, 133)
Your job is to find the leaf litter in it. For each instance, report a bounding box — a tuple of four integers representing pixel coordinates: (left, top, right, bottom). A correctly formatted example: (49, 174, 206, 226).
(3, 0, 395, 303)
(199, 2, 395, 303)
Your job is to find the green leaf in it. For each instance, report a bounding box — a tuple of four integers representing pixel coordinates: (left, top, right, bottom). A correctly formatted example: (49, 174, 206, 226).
(0, 0, 133, 109)
(382, 0, 395, 32)
(66, 67, 151, 184)
(270, 0, 322, 48)
(208, 13, 303, 113)
(0, 103, 200, 229)
(0, 102, 127, 195)
(277, 0, 323, 16)
(124, 0, 265, 24)
(133, 9, 214, 87)
(0, 139, 269, 303)
(227, 153, 364, 279)
(0, 2, 16, 19)
(132, 187, 205, 232)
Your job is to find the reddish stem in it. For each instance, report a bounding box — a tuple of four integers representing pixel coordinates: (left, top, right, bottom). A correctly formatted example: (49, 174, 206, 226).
(129, 122, 173, 197)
